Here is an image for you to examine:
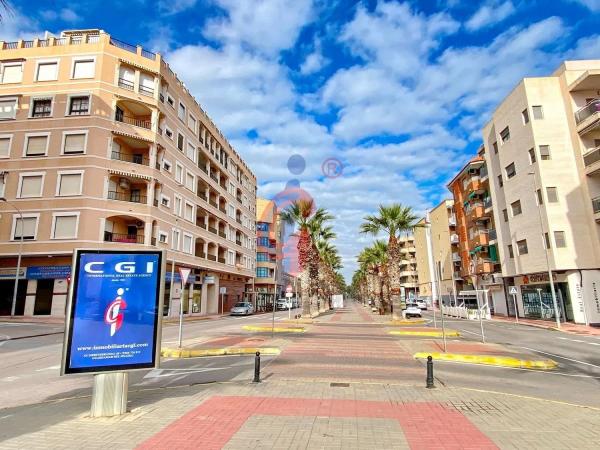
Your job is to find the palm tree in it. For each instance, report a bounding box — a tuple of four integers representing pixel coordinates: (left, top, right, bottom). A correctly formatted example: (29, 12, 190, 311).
(281, 199, 333, 317)
(357, 240, 388, 313)
(360, 204, 419, 318)
(316, 239, 342, 310)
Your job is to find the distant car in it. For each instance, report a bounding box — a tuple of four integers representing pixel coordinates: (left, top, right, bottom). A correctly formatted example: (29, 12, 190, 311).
(230, 302, 254, 316)
(276, 299, 291, 310)
(414, 299, 427, 310)
(404, 303, 422, 318)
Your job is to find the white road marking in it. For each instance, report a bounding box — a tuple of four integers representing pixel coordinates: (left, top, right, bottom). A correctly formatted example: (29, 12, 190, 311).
(517, 346, 600, 370)
(0, 415, 13, 420)
(143, 367, 227, 379)
(35, 365, 61, 372)
(1, 377, 19, 382)
(557, 336, 600, 346)
(457, 328, 482, 337)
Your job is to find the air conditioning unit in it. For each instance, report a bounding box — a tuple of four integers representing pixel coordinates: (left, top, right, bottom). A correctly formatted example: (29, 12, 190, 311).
(119, 178, 130, 189)
(135, 221, 144, 228)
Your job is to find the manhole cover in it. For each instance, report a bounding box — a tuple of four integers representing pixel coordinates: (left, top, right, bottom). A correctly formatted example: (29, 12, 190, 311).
(330, 382, 350, 387)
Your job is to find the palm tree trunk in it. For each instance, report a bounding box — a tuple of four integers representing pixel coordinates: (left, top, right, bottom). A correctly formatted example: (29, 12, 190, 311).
(387, 235, 402, 319)
(300, 268, 311, 318)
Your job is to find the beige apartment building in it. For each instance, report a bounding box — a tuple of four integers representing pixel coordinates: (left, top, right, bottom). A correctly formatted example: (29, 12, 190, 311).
(483, 59, 600, 325)
(252, 198, 284, 310)
(398, 235, 418, 300)
(0, 30, 257, 317)
(414, 199, 459, 304)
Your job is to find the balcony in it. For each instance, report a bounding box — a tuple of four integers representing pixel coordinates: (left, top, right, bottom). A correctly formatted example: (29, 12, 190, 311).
(452, 253, 461, 262)
(448, 215, 456, 227)
(218, 257, 226, 264)
(466, 177, 483, 194)
(450, 233, 459, 244)
(575, 99, 600, 135)
(207, 254, 217, 262)
(118, 78, 134, 91)
(400, 270, 418, 277)
(218, 230, 226, 239)
(583, 146, 600, 176)
(488, 229, 497, 242)
(236, 239, 242, 246)
(139, 84, 154, 97)
(470, 231, 489, 247)
(593, 196, 600, 222)
(104, 231, 144, 244)
(480, 165, 489, 181)
(474, 260, 496, 274)
(208, 226, 217, 234)
(115, 112, 151, 130)
(107, 190, 147, 204)
(111, 151, 149, 166)
(467, 202, 488, 222)
(484, 197, 492, 210)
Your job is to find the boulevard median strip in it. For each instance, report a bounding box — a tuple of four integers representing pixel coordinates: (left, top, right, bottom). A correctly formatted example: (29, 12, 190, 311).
(389, 330, 460, 337)
(242, 325, 305, 333)
(414, 352, 558, 370)
(161, 347, 281, 358)
(388, 319, 428, 326)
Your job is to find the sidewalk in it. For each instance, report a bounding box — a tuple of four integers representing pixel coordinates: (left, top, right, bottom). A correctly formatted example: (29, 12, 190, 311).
(492, 315, 600, 336)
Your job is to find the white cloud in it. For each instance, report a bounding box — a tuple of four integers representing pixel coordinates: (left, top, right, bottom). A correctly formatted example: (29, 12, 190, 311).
(158, 0, 198, 15)
(566, 35, 600, 59)
(0, 9, 42, 42)
(40, 8, 81, 23)
(465, 1, 515, 31)
(300, 40, 329, 75)
(568, 0, 600, 11)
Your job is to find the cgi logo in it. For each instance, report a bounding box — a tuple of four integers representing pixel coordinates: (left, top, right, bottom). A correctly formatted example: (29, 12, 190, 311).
(104, 288, 127, 337)
(84, 261, 155, 274)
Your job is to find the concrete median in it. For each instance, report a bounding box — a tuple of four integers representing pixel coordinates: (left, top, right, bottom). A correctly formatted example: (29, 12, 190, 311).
(161, 347, 281, 358)
(414, 352, 558, 370)
(389, 330, 460, 337)
(242, 325, 305, 333)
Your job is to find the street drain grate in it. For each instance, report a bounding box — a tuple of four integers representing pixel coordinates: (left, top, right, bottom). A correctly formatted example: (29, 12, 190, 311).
(330, 382, 350, 387)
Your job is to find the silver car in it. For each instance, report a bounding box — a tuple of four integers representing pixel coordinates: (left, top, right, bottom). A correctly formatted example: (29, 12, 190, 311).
(230, 302, 254, 316)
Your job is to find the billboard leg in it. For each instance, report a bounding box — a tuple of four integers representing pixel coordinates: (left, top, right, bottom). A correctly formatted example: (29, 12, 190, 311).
(91, 372, 128, 417)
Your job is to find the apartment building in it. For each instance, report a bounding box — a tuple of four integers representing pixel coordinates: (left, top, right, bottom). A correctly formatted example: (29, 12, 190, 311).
(252, 198, 284, 310)
(0, 30, 257, 318)
(414, 199, 460, 304)
(398, 235, 418, 300)
(447, 149, 507, 314)
(483, 59, 600, 325)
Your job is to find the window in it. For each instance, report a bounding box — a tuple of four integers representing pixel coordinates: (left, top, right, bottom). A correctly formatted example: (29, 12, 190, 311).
(256, 222, 269, 231)
(56, 172, 83, 196)
(174, 195, 182, 216)
(0, 134, 12, 158)
(528, 148, 536, 164)
(167, 95, 174, 107)
(0, 173, 5, 197)
(175, 162, 183, 183)
(165, 127, 173, 139)
(508, 244, 514, 258)
(505, 162, 516, 179)
(12, 215, 38, 240)
(257, 237, 270, 247)
(31, 98, 52, 118)
(547, 187, 558, 203)
(62, 131, 87, 154)
(554, 231, 566, 248)
(532, 105, 544, 120)
(500, 126, 510, 143)
(36, 61, 58, 81)
(185, 171, 195, 192)
(163, 159, 172, 172)
(188, 115, 197, 133)
(172, 229, 180, 250)
(1, 63, 23, 83)
(72, 59, 95, 79)
(186, 142, 196, 162)
(256, 267, 269, 278)
(139, 73, 154, 96)
(51, 213, 79, 239)
(161, 195, 171, 207)
(178, 102, 186, 121)
(511, 200, 522, 216)
(227, 250, 235, 265)
(257, 252, 269, 262)
(177, 133, 184, 151)
(182, 233, 193, 254)
(522, 109, 529, 124)
(158, 231, 168, 244)
(184, 202, 194, 221)
(0, 97, 18, 120)
(492, 141, 498, 154)
(68, 95, 90, 115)
(502, 209, 509, 222)
(536, 189, 543, 205)
(539, 145, 551, 160)
(544, 232, 551, 249)
(25, 134, 49, 156)
(517, 239, 528, 255)
(497, 174, 503, 188)
(18, 173, 44, 198)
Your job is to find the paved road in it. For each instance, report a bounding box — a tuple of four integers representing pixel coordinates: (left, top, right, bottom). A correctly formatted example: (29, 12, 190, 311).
(0, 311, 292, 409)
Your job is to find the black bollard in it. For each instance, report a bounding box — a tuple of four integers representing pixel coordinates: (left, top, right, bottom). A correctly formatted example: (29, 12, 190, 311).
(426, 355, 435, 389)
(253, 351, 261, 383)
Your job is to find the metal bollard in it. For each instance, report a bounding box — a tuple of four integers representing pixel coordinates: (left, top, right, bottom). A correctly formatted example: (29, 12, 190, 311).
(253, 351, 261, 383)
(426, 355, 435, 389)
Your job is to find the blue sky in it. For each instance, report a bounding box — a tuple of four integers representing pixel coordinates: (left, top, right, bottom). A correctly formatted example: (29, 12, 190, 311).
(3, 0, 600, 280)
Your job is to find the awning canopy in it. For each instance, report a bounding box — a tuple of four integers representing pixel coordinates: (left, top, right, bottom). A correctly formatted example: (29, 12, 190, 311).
(108, 169, 152, 181)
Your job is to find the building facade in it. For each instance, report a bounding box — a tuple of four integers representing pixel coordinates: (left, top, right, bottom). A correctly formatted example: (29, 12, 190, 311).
(0, 30, 257, 317)
(447, 150, 507, 314)
(414, 199, 460, 304)
(483, 60, 600, 325)
(398, 235, 418, 300)
(252, 198, 284, 310)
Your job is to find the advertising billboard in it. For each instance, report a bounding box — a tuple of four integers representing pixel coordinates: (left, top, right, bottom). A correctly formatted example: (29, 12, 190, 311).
(61, 249, 165, 375)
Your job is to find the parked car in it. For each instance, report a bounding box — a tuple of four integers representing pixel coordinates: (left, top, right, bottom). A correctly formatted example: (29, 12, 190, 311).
(230, 302, 254, 316)
(414, 298, 428, 310)
(276, 299, 292, 310)
(404, 303, 422, 318)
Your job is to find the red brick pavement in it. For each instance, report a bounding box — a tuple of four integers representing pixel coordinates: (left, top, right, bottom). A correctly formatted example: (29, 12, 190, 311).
(137, 395, 497, 450)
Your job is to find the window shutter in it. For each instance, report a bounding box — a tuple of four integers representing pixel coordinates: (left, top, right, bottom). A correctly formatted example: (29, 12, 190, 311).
(0, 99, 16, 119)
(37, 62, 58, 81)
(0, 137, 10, 157)
(26, 136, 48, 155)
(73, 60, 95, 79)
(119, 67, 135, 82)
(140, 74, 154, 89)
(54, 215, 78, 239)
(58, 173, 82, 196)
(20, 176, 43, 197)
(15, 217, 37, 238)
(64, 134, 85, 153)
(2, 64, 23, 83)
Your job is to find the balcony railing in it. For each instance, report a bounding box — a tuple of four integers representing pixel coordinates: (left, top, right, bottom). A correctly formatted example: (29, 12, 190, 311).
(111, 151, 149, 166)
(107, 191, 147, 204)
(141, 49, 156, 60)
(218, 257, 226, 264)
(218, 231, 226, 238)
(115, 112, 151, 129)
(583, 147, 600, 167)
(450, 234, 459, 244)
(196, 252, 206, 258)
(219, 206, 226, 213)
(575, 99, 600, 124)
(104, 231, 144, 244)
(110, 37, 137, 54)
(118, 78, 134, 91)
(236, 239, 242, 246)
(593, 196, 600, 214)
(209, 199, 218, 208)
(139, 85, 154, 97)
(484, 197, 492, 209)
(210, 172, 219, 183)
(208, 226, 217, 234)
(207, 254, 217, 262)
(3, 41, 18, 50)
(452, 253, 461, 262)
(159, 93, 165, 103)
(489, 229, 497, 241)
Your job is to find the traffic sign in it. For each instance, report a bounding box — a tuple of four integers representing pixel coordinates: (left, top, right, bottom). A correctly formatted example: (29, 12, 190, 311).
(219, 287, 227, 294)
(509, 286, 518, 295)
(285, 292, 293, 298)
(179, 268, 191, 285)
(286, 285, 293, 293)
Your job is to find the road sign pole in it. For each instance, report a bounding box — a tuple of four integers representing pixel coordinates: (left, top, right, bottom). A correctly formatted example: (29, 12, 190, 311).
(512, 293, 519, 323)
(178, 282, 185, 348)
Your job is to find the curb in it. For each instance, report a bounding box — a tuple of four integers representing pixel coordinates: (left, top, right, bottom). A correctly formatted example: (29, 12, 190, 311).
(161, 347, 281, 358)
(389, 330, 460, 337)
(388, 319, 428, 326)
(243, 325, 305, 333)
(414, 352, 558, 370)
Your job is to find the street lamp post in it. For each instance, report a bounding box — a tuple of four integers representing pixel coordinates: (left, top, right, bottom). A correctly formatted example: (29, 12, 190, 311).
(528, 171, 561, 329)
(1, 198, 24, 317)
